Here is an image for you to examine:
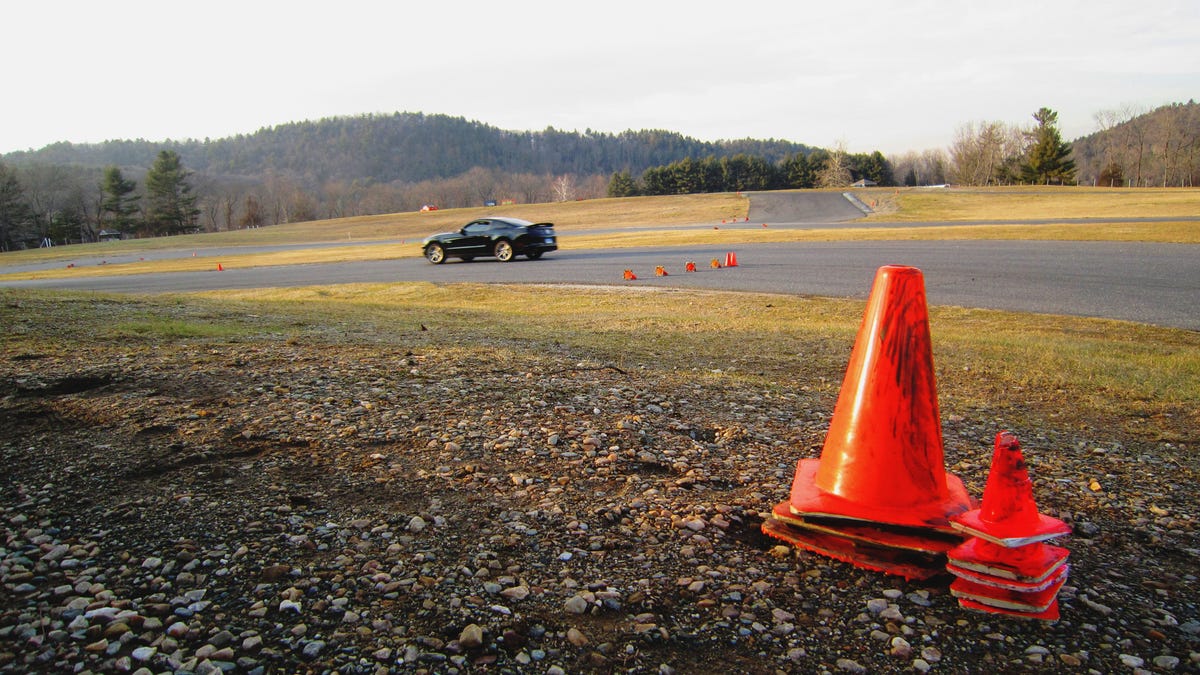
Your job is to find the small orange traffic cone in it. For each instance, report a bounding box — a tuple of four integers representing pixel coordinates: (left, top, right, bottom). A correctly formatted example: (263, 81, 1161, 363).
(764, 265, 972, 579)
(217, 263, 224, 271)
(710, 258, 721, 269)
(655, 265, 668, 277)
(685, 261, 697, 272)
(947, 431, 1071, 620)
(623, 269, 637, 280)
(953, 431, 1070, 547)
(724, 252, 738, 267)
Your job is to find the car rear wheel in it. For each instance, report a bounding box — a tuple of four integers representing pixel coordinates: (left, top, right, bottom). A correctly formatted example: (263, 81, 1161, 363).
(494, 240, 514, 262)
(425, 244, 445, 264)
(526, 251, 543, 260)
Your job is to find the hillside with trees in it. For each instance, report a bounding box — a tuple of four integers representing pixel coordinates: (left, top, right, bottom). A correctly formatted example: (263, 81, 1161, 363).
(1073, 101, 1200, 187)
(1, 103, 1197, 251)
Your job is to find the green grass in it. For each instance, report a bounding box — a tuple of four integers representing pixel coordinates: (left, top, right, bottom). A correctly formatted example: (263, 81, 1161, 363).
(4, 284, 1196, 442)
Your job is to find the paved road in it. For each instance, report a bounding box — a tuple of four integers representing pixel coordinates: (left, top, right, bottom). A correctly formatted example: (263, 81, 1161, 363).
(3, 193, 1197, 330)
(5, 240, 1198, 330)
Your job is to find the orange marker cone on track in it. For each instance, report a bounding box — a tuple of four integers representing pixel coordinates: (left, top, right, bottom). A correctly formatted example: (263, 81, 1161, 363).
(710, 258, 721, 269)
(685, 261, 697, 272)
(623, 269, 637, 280)
(217, 263, 224, 271)
(724, 252, 738, 267)
(764, 265, 972, 579)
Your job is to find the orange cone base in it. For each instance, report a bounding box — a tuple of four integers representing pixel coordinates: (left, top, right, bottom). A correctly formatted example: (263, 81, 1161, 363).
(770, 502, 962, 554)
(957, 596, 1060, 621)
(947, 538, 1069, 583)
(788, 459, 972, 533)
(950, 575, 1065, 614)
(952, 509, 1071, 547)
(947, 561, 1069, 593)
(762, 516, 949, 580)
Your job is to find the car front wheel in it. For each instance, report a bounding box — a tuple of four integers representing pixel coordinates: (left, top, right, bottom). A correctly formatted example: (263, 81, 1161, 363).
(425, 244, 445, 264)
(494, 240, 514, 262)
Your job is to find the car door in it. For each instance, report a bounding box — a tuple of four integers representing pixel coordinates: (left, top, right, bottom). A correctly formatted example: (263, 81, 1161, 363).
(451, 220, 492, 256)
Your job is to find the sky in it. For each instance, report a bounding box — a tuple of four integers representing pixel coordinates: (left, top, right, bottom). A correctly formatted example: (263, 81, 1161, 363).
(4, 1, 1198, 156)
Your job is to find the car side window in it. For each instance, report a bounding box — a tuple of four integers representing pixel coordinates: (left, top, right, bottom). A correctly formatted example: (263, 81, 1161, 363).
(463, 221, 489, 235)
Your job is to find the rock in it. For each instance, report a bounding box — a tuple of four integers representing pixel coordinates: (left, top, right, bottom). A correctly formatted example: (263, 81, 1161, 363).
(301, 640, 325, 660)
(459, 623, 484, 649)
(566, 628, 588, 647)
(836, 658, 866, 673)
(1119, 654, 1145, 668)
(1153, 655, 1180, 670)
(564, 595, 589, 614)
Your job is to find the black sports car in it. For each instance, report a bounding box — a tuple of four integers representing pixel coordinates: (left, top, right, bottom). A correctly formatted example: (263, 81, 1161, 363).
(421, 217, 557, 264)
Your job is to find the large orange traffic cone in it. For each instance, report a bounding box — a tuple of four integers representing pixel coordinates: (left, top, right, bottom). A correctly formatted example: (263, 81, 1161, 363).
(764, 265, 972, 578)
(790, 265, 971, 529)
(724, 251, 738, 267)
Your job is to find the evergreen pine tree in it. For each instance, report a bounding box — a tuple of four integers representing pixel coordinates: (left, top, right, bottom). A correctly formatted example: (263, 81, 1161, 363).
(0, 163, 32, 251)
(607, 171, 638, 197)
(1020, 108, 1077, 184)
(144, 150, 199, 235)
(99, 166, 140, 232)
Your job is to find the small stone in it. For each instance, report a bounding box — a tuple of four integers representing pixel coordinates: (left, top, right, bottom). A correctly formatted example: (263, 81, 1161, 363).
(836, 658, 866, 673)
(921, 646, 942, 663)
(564, 595, 589, 614)
(302, 640, 325, 659)
(866, 598, 889, 614)
(407, 516, 427, 532)
(1153, 655, 1180, 670)
(500, 585, 530, 601)
(566, 628, 588, 646)
(1119, 654, 1144, 668)
(1059, 653, 1082, 666)
(890, 637, 912, 658)
(459, 623, 484, 649)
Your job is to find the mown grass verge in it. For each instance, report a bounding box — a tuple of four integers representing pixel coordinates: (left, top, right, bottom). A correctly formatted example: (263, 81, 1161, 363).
(4, 284, 1195, 444)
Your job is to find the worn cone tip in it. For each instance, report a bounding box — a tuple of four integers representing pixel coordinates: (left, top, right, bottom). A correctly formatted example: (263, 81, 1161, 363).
(980, 432, 1040, 526)
(789, 265, 971, 530)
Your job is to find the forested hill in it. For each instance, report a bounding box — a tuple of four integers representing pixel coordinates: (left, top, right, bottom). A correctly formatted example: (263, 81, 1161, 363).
(2, 112, 816, 183)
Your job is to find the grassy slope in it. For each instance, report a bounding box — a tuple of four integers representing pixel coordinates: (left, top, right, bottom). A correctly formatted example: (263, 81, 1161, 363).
(1, 187, 1197, 443)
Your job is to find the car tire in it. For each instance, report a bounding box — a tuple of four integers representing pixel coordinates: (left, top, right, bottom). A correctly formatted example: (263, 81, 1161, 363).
(526, 251, 543, 260)
(494, 240, 514, 262)
(425, 244, 445, 264)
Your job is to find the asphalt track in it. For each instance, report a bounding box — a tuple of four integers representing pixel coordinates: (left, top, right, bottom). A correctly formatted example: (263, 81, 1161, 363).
(3, 193, 1198, 330)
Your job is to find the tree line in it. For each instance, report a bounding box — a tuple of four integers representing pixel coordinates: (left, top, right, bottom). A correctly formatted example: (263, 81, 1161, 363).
(607, 149, 895, 196)
(1, 103, 1195, 251)
(0, 151, 199, 250)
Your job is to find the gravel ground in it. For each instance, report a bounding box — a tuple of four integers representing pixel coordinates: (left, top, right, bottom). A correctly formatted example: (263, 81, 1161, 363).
(1, 296, 1197, 674)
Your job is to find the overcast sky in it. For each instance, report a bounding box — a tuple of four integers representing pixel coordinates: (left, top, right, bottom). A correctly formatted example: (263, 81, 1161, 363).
(4, 1, 1198, 156)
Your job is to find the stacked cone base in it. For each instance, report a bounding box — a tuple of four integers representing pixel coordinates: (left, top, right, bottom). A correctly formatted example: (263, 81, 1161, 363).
(763, 503, 963, 580)
(788, 459, 971, 534)
(951, 574, 1065, 616)
(947, 538, 1069, 583)
(957, 597, 1060, 621)
(946, 561, 1069, 593)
